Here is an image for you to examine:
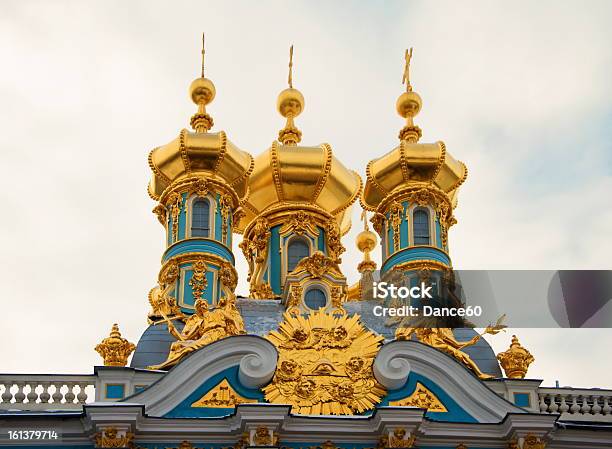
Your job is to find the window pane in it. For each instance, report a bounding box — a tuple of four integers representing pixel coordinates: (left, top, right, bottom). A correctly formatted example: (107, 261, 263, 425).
(304, 288, 327, 310)
(413, 209, 430, 245)
(191, 199, 210, 237)
(288, 239, 309, 272)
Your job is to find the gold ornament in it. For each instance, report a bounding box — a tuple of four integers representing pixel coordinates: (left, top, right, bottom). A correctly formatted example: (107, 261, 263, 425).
(240, 217, 272, 299)
(507, 440, 520, 449)
(191, 379, 256, 408)
(388, 428, 416, 448)
(263, 310, 386, 415)
(147, 286, 185, 325)
(523, 435, 546, 449)
(165, 442, 194, 449)
(94, 427, 134, 448)
(279, 210, 320, 237)
(95, 324, 135, 367)
(148, 297, 245, 370)
(169, 192, 183, 242)
(389, 201, 403, 252)
(253, 427, 272, 446)
(219, 194, 232, 243)
(292, 251, 343, 279)
(395, 327, 494, 380)
(456, 445, 468, 449)
(189, 259, 208, 301)
(325, 218, 345, 263)
(152, 204, 167, 225)
(286, 284, 303, 316)
(190, 178, 210, 196)
(497, 335, 535, 379)
(388, 382, 447, 412)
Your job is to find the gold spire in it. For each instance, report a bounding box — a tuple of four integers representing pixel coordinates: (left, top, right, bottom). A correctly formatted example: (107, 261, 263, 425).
(189, 32, 216, 133)
(497, 335, 535, 379)
(277, 45, 304, 145)
(396, 47, 423, 142)
(95, 324, 135, 367)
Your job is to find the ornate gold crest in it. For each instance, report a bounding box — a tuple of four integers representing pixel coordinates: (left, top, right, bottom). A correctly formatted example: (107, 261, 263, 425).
(191, 379, 255, 408)
(263, 310, 386, 415)
(388, 382, 447, 412)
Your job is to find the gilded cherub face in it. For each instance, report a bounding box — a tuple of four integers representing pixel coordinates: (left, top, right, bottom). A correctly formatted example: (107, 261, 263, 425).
(280, 360, 298, 374)
(194, 299, 209, 316)
(333, 326, 348, 340)
(337, 383, 353, 398)
(346, 356, 364, 372)
(280, 98, 302, 116)
(394, 428, 406, 439)
(295, 378, 316, 398)
(293, 329, 309, 343)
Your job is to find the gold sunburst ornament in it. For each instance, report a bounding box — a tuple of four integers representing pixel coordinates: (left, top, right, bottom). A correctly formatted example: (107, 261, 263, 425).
(263, 310, 386, 415)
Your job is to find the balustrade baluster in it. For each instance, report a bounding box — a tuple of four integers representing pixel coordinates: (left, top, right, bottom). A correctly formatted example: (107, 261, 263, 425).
(539, 394, 548, 412)
(559, 394, 569, 413)
(549, 394, 559, 413)
(14, 382, 26, 404)
(76, 383, 89, 404)
(51, 382, 64, 404)
(1, 383, 13, 404)
(591, 395, 602, 415)
(602, 396, 611, 415)
(580, 395, 592, 414)
(569, 394, 580, 413)
(39, 382, 51, 404)
(26, 382, 39, 404)
(64, 382, 76, 404)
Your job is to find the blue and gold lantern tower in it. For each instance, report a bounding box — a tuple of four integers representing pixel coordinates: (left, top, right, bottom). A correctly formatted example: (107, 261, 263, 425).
(145, 41, 253, 320)
(361, 49, 467, 277)
(238, 47, 362, 312)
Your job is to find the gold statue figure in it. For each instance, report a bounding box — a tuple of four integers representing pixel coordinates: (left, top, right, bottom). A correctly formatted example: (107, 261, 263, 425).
(396, 327, 495, 379)
(148, 297, 245, 370)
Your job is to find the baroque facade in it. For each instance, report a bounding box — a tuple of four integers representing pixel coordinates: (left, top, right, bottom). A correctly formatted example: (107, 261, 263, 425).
(1, 43, 611, 448)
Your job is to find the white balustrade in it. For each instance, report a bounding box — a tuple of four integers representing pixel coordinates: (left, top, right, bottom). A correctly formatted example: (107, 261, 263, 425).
(538, 388, 612, 422)
(0, 375, 96, 411)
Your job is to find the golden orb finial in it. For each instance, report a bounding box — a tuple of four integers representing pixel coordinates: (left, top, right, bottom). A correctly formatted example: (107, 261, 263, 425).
(497, 335, 535, 379)
(277, 45, 304, 145)
(95, 323, 135, 367)
(356, 210, 378, 273)
(396, 47, 423, 143)
(189, 32, 216, 133)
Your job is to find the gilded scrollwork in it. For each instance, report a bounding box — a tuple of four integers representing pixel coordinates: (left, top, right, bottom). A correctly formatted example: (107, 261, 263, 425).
(286, 284, 303, 316)
(240, 217, 273, 299)
(168, 192, 183, 242)
(388, 428, 416, 448)
(325, 218, 345, 263)
(263, 310, 386, 415)
(279, 210, 320, 237)
(388, 201, 404, 252)
(292, 251, 343, 279)
(152, 204, 167, 226)
(219, 194, 232, 243)
(330, 286, 346, 316)
(189, 259, 208, 301)
(191, 378, 255, 408)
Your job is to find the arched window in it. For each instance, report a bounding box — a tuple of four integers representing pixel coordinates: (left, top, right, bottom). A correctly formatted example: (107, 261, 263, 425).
(413, 208, 430, 245)
(304, 287, 327, 310)
(191, 198, 210, 237)
(287, 239, 309, 272)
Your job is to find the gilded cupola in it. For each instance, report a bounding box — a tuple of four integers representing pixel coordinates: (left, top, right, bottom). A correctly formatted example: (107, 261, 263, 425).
(361, 49, 467, 274)
(145, 35, 253, 319)
(239, 47, 361, 304)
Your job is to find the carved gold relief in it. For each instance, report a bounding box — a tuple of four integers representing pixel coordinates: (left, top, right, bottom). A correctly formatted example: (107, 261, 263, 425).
(148, 296, 245, 370)
(497, 335, 535, 379)
(388, 382, 447, 412)
(191, 379, 256, 408)
(523, 435, 546, 449)
(325, 218, 345, 263)
(189, 259, 208, 301)
(279, 210, 320, 237)
(164, 442, 195, 449)
(240, 217, 273, 299)
(253, 426, 273, 446)
(219, 194, 232, 243)
(168, 192, 183, 242)
(330, 286, 347, 316)
(94, 427, 134, 448)
(388, 428, 416, 448)
(292, 251, 343, 279)
(286, 284, 303, 316)
(388, 201, 403, 252)
(95, 324, 135, 367)
(264, 310, 386, 415)
(152, 204, 167, 226)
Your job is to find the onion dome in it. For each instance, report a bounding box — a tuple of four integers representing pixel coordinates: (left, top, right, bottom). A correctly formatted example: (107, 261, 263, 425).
(238, 47, 361, 234)
(361, 49, 467, 211)
(147, 46, 253, 202)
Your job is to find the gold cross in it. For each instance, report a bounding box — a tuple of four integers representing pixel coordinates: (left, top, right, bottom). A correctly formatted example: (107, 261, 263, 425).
(288, 44, 294, 88)
(402, 47, 413, 92)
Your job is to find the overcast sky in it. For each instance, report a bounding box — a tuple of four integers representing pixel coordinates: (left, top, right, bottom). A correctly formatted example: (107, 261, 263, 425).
(1, 1, 611, 389)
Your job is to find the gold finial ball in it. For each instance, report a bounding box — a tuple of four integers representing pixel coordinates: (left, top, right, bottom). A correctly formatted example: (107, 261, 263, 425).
(396, 91, 422, 118)
(356, 229, 377, 253)
(277, 88, 305, 118)
(189, 77, 216, 105)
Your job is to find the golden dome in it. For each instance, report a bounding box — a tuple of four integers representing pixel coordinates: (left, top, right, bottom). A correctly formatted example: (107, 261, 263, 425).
(238, 46, 361, 234)
(147, 129, 254, 200)
(238, 142, 362, 234)
(362, 141, 467, 210)
(148, 39, 253, 201)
